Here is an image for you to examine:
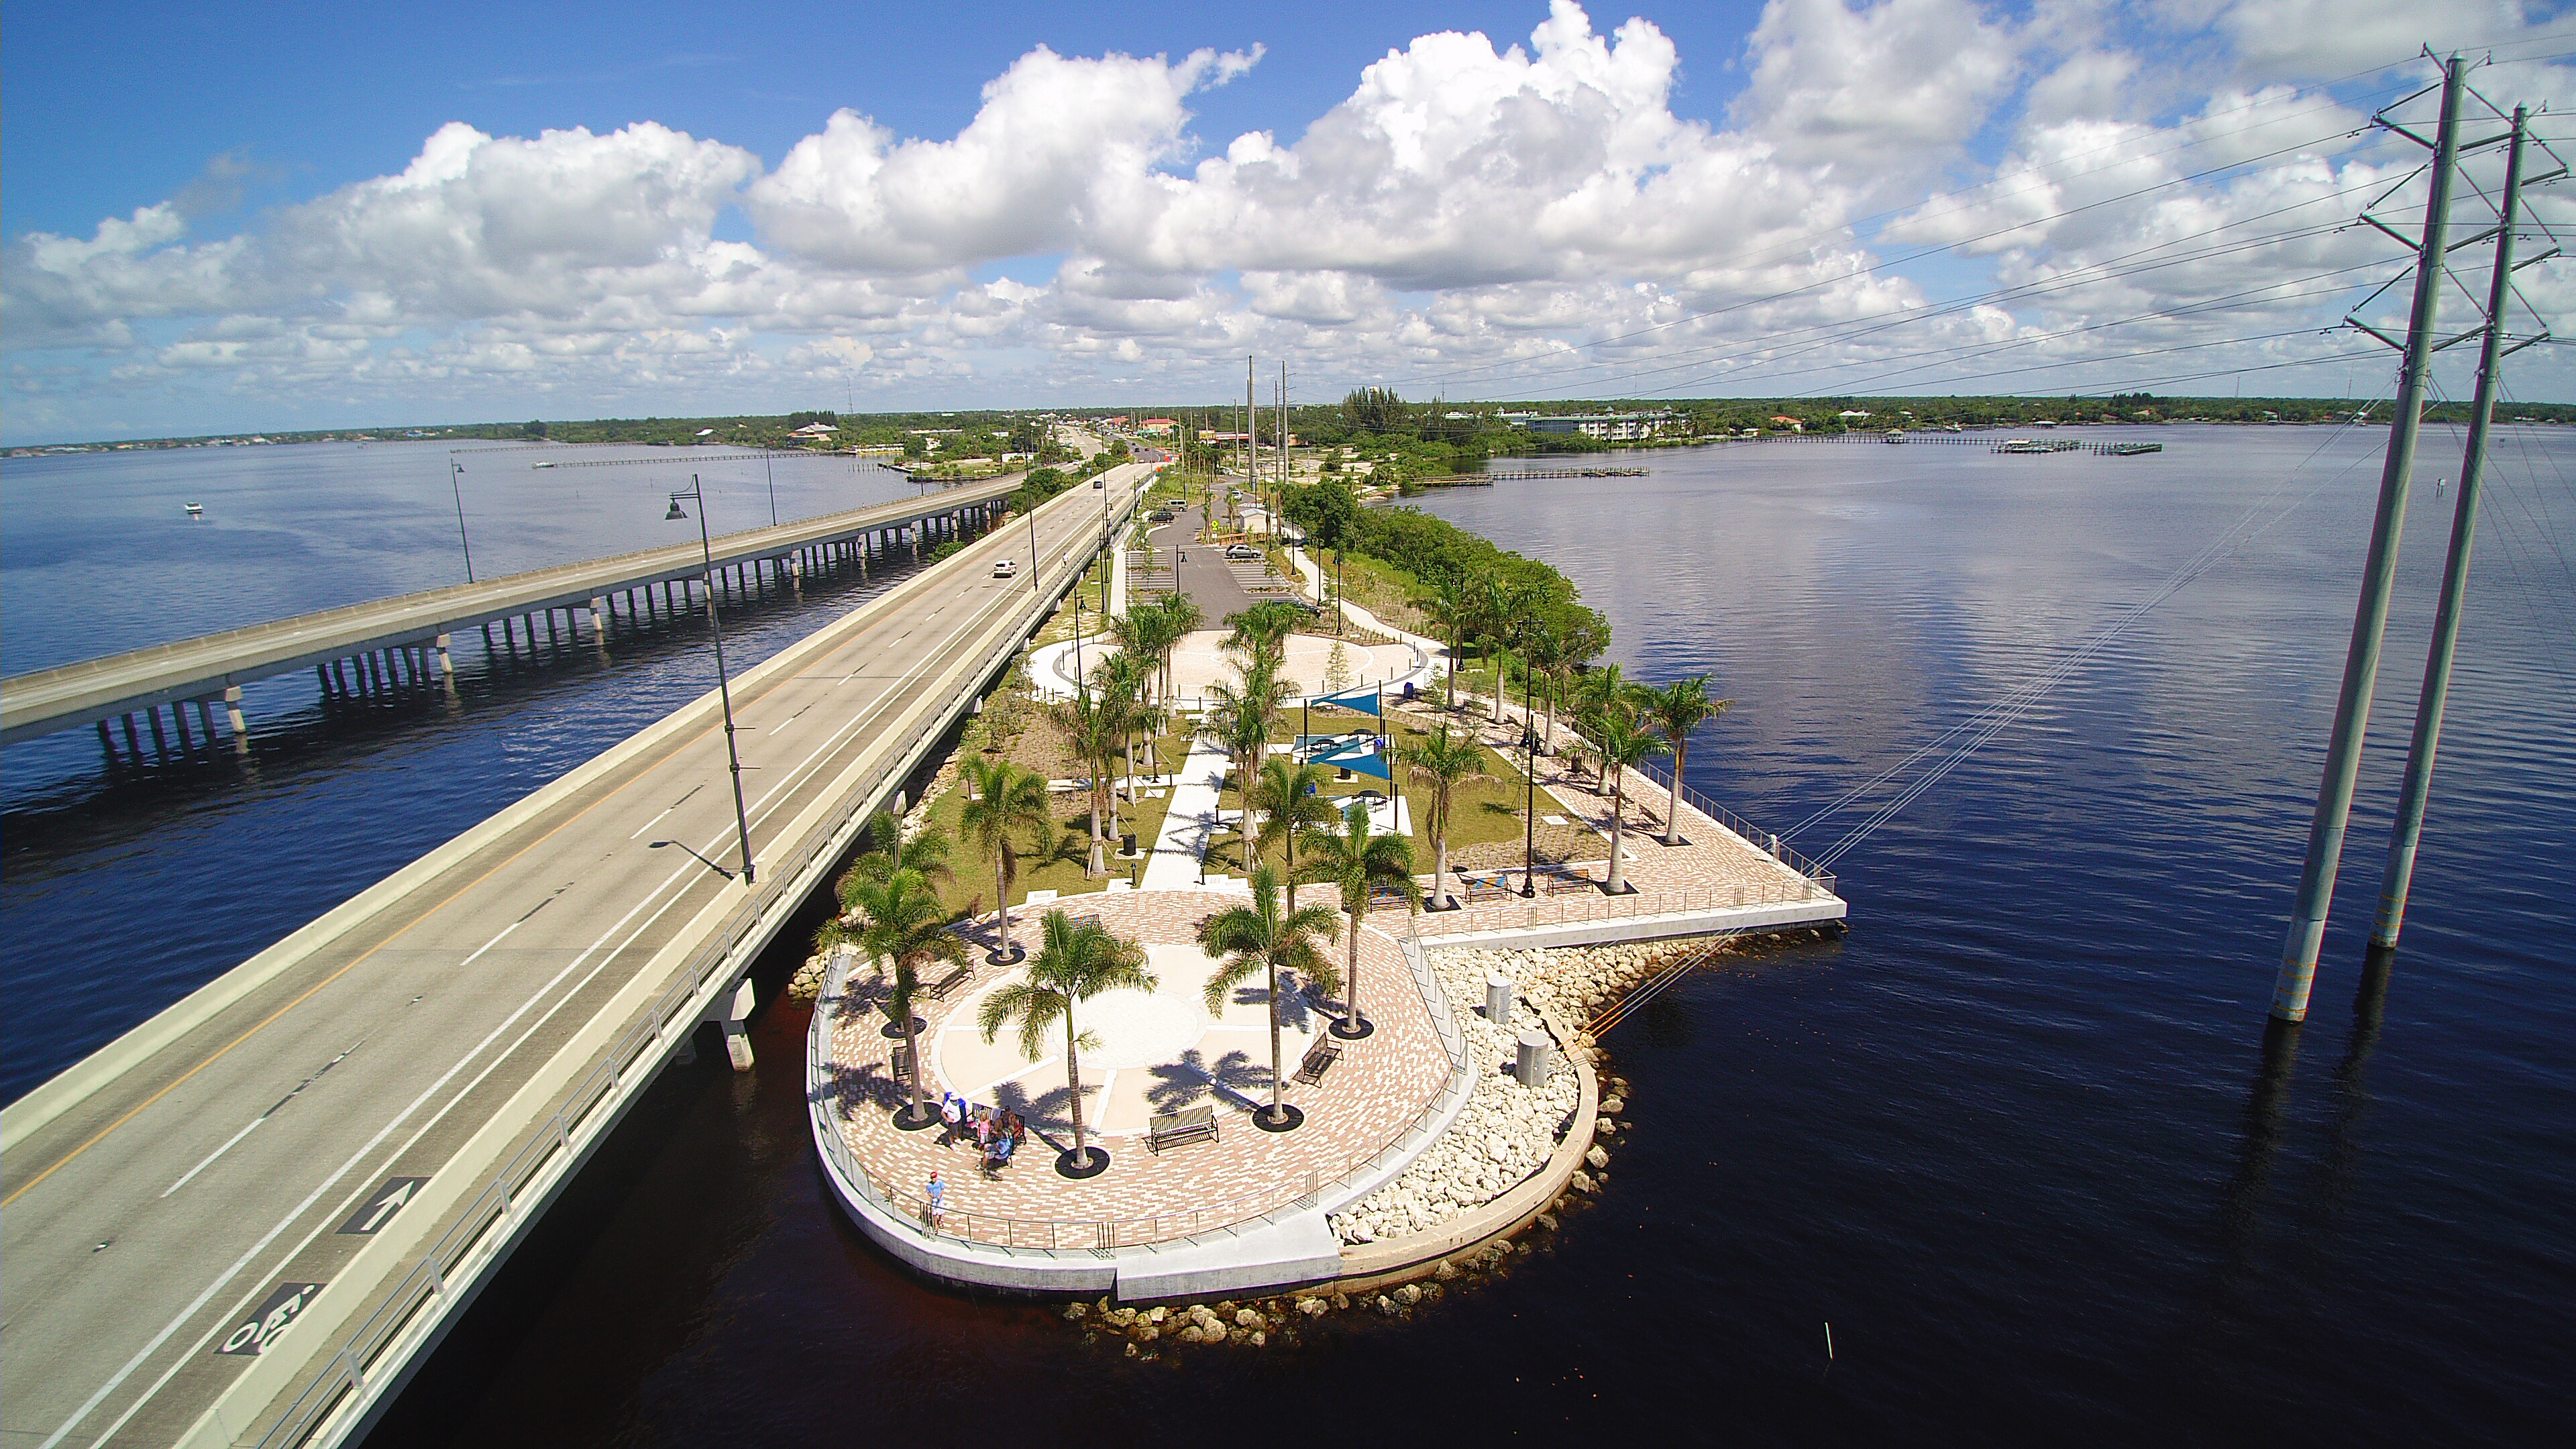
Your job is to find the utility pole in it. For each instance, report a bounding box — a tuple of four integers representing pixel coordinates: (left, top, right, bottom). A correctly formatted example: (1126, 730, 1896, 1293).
(2269, 54, 2466, 1025)
(1246, 355, 1257, 529)
(2372, 103, 2551, 955)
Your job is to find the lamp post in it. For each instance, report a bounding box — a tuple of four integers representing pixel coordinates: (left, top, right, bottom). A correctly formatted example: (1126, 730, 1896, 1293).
(667, 476, 756, 885)
(449, 458, 476, 583)
(1520, 719, 1540, 898)
(760, 448, 779, 528)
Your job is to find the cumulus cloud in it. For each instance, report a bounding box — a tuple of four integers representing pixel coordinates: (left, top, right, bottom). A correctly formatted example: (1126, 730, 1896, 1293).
(7, 1, 2575, 440)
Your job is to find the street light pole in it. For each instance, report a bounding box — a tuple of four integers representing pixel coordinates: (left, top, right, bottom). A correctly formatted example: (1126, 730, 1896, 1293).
(449, 459, 476, 583)
(668, 475, 756, 885)
(761, 449, 780, 528)
(1521, 720, 1539, 897)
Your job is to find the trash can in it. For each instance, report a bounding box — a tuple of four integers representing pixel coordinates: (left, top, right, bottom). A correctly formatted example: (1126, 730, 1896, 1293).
(1121, 832, 1138, 857)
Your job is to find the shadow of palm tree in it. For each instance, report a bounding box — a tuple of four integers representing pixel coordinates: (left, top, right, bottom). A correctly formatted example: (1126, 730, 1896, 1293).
(1145, 1046, 1269, 1114)
(992, 1077, 1090, 1149)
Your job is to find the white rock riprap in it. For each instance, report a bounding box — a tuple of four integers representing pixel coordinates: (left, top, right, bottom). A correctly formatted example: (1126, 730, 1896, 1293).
(1326, 946, 1578, 1245)
(1484, 939, 1726, 1028)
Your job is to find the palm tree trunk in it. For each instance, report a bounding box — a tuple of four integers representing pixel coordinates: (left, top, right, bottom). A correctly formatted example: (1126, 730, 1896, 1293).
(1432, 805, 1451, 910)
(1346, 909, 1364, 1028)
(1065, 1014, 1087, 1167)
(1606, 772, 1626, 894)
(1665, 737, 1686, 847)
(996, 857, 1014, 958)
(1266, 967, 1284, 1120)
(901, 991, 928, 1124)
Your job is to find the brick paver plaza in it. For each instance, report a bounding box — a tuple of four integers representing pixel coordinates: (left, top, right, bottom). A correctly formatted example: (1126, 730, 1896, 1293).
(822, 890, 1452, 1246)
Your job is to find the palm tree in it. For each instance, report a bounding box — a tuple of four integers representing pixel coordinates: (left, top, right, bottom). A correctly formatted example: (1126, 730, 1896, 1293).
(1196, 865, 1340, 1128)
(957, 757, 1052, 963)
(1050, 688, 1122, 877)
(1417, 572, 1481, 710)
(1200, 659, 1289, 784)
(1222, 600, 1301, 673)
(1094, 649, 1155, 802)
(839, 810, 955, 903)
(1402, 722, 1491, 910)
(1589, 712, 1668, 895)
(977, 909, 1155, 1174)
(1307, 801, 1419, 1037)
(1244, 755, 1342, 911)
(849, 868, 966, 1126)
(1643, 675, 1732, 847)
(1574, 661, 1636, 731)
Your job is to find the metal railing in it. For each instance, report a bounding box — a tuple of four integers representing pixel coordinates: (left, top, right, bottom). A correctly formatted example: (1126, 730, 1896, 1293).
(254, 482, 1132, 1449)
(1415, 875, 1837, 940)
(1632, 759, 1839, 894)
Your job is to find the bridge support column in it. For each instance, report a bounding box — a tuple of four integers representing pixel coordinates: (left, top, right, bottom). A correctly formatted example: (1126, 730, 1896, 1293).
(224, 686, 249, 749)
(590, 597, 607, 643)
(195, 698, 221, 747)
(122, 712, 144, 758)
(99, 719, 118, 767)
(435, 633, 455, 678)
(705, 979, 757, 1071)
(146, 705, 170, 756)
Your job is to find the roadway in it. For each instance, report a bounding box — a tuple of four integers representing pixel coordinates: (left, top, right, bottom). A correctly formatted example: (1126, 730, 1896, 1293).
(0, 472, 1028, 748)
(0, 464, 1148, 1448)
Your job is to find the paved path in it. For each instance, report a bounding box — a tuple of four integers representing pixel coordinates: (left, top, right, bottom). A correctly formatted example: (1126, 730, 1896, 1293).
(0, 466, 1150, 1449)
(1142, 736, 1232, 890)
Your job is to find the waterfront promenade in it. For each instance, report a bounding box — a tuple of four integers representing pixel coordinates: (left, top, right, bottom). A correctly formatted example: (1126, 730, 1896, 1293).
(0, 466, 1147, 1449)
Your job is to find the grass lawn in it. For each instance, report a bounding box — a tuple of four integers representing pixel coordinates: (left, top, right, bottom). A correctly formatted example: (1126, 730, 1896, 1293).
(921, 766, 1175, 913)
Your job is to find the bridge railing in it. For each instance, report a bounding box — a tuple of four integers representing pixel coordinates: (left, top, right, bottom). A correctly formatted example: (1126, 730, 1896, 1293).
(253, 478, 1130, 1449)
(4, 477, 1022, 694)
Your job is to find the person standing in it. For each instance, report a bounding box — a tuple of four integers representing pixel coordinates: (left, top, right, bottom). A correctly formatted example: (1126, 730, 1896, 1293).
(925, 1170, 945, 1228)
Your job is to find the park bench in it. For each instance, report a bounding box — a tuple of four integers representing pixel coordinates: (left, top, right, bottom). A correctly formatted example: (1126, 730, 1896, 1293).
(1147, 1104, 1220, 1155)
(1368, 882, 1412, 908)
(1464, 873, 1512, 904)
(1544, 870, 1596, 896)
(1293, 1034, 1342, 1086)
(924, 964, 974, 1002)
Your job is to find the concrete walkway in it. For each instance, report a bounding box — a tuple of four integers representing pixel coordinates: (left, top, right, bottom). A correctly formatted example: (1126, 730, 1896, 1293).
(1285, 544, 1446, 658)
(1144, 733, 1235, 888)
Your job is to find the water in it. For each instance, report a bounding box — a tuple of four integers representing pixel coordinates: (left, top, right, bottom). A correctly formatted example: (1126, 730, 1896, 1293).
(8, 427, 2573, 1441)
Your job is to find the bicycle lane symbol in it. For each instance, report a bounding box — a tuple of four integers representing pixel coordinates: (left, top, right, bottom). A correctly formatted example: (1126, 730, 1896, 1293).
(217, 1281, 325, 1356)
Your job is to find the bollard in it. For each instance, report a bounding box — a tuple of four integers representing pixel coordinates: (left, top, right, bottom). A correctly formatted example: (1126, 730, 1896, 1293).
(1484, 973, 1513, 1027)
(1514, 1028, 1554, 1088)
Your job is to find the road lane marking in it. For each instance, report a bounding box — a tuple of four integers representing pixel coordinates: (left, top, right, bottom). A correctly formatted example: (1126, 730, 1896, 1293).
(54, 863, 702, 1448)
(159, 1116, 263, 1199)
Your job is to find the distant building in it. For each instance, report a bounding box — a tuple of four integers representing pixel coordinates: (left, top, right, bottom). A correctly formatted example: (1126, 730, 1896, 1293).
(1136, 418, 1178, 435)
(1769, 415, 1805, 432)
(790, 422, 839, 437)
(1521, 411, 1679, 441)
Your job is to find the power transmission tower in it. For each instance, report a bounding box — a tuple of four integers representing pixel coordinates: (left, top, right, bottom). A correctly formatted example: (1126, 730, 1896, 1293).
(2269, 53, 2467, 1025)
(2371, 98, 2566, 957)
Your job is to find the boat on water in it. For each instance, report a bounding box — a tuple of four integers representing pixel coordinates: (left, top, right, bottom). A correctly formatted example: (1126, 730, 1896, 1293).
(1885, 430, 1906, 443)
(1996, 439, 2048, 453)
(532, 461, 557, 468)
(183, 501, 204, 517)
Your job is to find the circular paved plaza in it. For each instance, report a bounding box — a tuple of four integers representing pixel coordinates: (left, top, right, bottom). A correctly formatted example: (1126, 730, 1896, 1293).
(819, 889, 1454, 1242)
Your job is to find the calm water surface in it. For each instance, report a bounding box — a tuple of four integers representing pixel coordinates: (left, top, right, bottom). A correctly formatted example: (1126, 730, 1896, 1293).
(5, 428, 2572, 1442)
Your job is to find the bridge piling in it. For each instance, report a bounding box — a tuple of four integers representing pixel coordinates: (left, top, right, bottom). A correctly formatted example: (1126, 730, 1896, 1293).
(146, 704, 169, 756)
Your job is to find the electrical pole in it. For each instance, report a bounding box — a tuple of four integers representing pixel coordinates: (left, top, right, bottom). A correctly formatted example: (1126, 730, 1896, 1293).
(2372, 103, 2545, 955)
(2270, 54, 2466, 1025)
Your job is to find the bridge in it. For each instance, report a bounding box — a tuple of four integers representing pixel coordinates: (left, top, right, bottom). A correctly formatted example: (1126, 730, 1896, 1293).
(0, 464, 1150, 1449)
(0, 472, 1030, 754)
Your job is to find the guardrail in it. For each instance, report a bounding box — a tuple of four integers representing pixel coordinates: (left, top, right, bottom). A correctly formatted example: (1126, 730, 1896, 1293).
(252, 482, 1134, 1449)
(805, 890, 1475, 1256)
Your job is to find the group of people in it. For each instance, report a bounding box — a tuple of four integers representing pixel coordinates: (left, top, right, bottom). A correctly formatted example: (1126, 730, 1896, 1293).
(939, 1091, 1028, 1172)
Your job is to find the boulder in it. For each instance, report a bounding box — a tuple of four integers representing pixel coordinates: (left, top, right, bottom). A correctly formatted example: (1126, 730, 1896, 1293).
(1585, 1146, 1609, 1169)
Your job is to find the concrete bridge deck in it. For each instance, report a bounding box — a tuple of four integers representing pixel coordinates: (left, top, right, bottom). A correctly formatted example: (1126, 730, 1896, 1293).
(0, 466, 1149, 1449)
(0, 473, 1026, 749)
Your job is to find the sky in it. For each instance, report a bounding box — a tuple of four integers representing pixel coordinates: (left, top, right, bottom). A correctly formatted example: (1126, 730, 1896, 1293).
(6, 0, 2575, 443)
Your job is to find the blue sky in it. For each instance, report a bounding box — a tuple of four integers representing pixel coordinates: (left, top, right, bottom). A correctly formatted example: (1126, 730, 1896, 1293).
(6, 1, 2571, 441)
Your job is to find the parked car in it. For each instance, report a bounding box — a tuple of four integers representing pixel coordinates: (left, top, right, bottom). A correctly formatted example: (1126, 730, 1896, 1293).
(1225, 544, 1259, 560)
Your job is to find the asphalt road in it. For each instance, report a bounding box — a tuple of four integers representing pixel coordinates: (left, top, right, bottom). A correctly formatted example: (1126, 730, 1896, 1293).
(0, 467, 1144, 1448)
